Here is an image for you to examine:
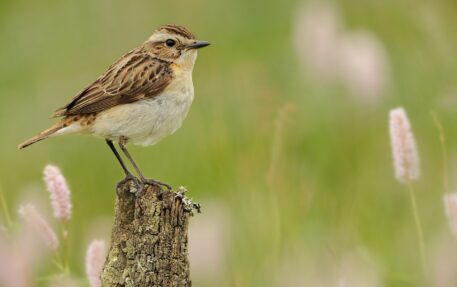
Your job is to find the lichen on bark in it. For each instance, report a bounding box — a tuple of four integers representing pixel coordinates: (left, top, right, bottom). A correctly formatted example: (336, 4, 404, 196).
(101, 179, 199, 287)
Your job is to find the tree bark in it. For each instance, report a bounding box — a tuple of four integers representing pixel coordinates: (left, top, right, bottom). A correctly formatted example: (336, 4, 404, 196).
(101, 179, 199, 287)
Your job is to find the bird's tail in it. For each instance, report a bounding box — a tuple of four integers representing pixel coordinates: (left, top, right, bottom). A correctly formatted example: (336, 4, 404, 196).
(18, 122, 66, 149)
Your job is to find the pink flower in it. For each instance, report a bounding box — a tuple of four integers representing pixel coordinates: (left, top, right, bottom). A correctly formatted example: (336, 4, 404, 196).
(389, 108, 420, 183)
(0, 237, 29, 287)
(0, 220, 47, 287)
(293, 1, 390, 104)
(339, 30, 389, 103)
(18, 204, 59, 250)
(293, 1, 343, 81)
(43, 165, 72, 221)
(443, 193, 457, 238)
(85, 240, 107, 287)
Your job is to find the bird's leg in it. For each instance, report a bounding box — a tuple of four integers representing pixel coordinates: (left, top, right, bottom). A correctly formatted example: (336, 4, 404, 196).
(118, 137, 172, 191)
(105, 139, 138, 185)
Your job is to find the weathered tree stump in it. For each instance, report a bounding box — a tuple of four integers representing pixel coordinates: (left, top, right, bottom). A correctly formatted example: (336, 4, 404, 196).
(101, 179, 199, 287)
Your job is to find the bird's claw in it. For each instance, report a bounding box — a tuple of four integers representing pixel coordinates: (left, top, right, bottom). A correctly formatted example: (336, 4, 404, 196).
(117, 173, 142, 194)
(141, 178, 172, 192)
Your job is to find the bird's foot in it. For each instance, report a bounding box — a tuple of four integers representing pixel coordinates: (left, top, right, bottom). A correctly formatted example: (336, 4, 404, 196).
(116, 173, 142, 194)
(141, 178, 173, 192)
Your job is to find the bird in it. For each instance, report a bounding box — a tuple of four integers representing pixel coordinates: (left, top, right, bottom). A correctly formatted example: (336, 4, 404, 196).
(18, 24, 210, 190)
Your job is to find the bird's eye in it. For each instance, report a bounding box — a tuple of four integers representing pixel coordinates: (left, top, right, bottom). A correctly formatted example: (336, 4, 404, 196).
(165, 39, 176, 47)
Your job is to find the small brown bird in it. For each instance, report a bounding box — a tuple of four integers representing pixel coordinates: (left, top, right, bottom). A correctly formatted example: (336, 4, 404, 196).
(18, 24, 209, 189)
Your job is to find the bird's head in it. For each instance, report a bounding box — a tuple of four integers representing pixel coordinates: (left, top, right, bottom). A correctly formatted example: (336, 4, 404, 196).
(145, 24, 209, 69)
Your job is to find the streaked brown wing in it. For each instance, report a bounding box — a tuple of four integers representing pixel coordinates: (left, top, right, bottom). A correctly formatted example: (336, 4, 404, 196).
(54, 48, 173, 117)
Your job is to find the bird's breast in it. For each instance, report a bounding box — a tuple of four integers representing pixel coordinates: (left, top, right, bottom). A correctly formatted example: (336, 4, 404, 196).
(91, 80, 194, 146)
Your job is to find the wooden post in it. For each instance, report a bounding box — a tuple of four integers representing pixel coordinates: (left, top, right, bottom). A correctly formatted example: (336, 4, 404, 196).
(101, 179, 199, 287)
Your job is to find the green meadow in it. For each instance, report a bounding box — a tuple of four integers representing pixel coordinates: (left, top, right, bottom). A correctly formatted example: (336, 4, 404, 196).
(1, 0, 457, 286)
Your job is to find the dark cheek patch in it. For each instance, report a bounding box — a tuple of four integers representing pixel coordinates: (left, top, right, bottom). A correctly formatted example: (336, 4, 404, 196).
(150, 42, 182, 60)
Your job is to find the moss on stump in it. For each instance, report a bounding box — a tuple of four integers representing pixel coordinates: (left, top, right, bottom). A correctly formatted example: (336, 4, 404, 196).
(101, 180, 199, 287)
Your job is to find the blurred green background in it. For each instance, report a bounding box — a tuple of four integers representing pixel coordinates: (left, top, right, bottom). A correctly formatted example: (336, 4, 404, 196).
(1, 0, 457, 286)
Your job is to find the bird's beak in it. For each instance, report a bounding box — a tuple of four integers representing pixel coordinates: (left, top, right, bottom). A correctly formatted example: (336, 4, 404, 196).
(187, 40, 210, 49)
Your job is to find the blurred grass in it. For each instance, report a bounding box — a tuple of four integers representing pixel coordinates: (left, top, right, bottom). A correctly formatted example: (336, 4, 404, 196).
(1, 0, 457, 286)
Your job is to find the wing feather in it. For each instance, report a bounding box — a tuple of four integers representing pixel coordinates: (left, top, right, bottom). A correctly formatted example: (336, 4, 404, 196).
(54, 47, 173, 117)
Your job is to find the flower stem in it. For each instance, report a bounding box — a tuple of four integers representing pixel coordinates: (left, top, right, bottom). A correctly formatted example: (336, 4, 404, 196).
(0, 187, 13, 229)
(431, 111, 450, 195)
(59, 223, 70, 273)
(53, 250, 65, 272)
(407, 182, 427, 276)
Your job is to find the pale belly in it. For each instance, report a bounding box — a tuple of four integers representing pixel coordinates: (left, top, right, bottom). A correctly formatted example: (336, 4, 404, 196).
(90, 89, 194, 146)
